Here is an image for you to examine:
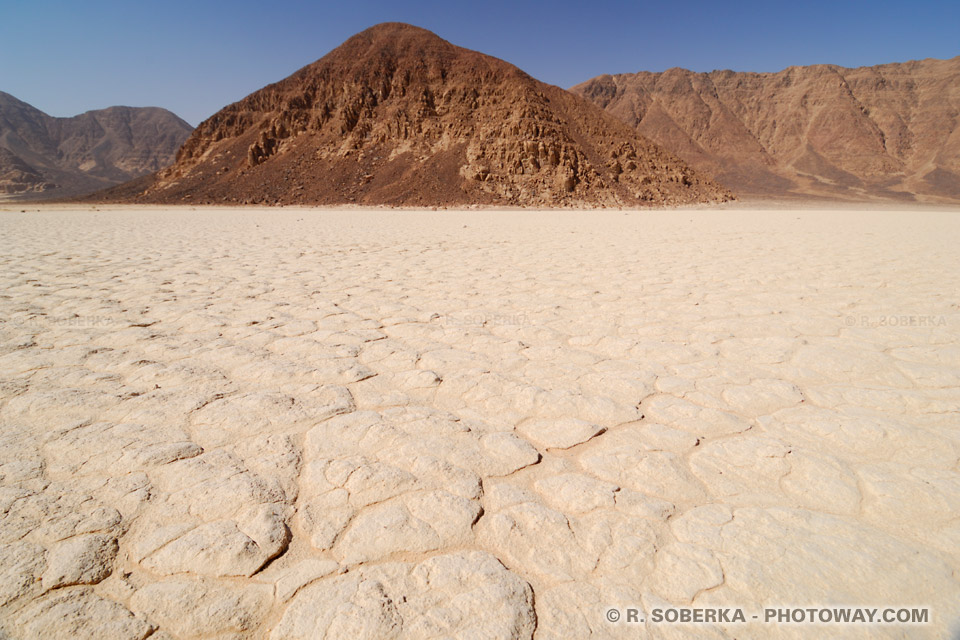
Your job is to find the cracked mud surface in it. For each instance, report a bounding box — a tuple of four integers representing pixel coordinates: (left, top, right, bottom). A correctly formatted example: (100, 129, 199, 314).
(0, 206, 958, 639)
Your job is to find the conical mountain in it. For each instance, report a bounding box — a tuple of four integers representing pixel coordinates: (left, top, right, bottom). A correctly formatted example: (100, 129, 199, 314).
(119, 23, 731, 207)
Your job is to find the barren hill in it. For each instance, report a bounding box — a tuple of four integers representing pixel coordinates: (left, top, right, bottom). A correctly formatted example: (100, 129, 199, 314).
(572, 57, 960, 203)
(0, 92, 192, 200)
(112, 23, 730, 207)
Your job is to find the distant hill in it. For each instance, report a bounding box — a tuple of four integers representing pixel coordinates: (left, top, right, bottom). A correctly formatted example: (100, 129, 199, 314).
(99, 23, 731, 207)
(0, 92, 192, 200)
(572, 57, 960, 203)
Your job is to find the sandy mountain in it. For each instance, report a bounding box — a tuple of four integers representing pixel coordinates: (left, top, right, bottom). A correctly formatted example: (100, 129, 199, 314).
(572, 57, 960, 203)
(0, 91, 192, 200)
(110, 23, 730, 207)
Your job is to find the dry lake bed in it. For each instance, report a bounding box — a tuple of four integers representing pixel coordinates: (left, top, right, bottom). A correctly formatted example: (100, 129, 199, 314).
(0, 205, 958, 639)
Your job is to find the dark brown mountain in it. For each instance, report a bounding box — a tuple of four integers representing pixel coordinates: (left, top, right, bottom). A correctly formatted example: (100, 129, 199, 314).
(572, 57, 960, 203)
(0, 91, 192, 200)
(105, 23, 730, 207)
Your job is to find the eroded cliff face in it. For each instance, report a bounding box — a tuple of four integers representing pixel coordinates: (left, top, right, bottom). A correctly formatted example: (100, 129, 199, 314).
(0, 92, 192, 199)
(573, 57, 960, 202)
(122, 23, 730, 207)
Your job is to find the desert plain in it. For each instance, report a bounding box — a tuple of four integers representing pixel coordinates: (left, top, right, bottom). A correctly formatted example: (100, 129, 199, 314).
(0, 204, 958, 639)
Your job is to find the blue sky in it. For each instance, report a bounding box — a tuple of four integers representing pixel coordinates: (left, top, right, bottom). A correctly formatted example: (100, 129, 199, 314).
(1, 0, 957, 126)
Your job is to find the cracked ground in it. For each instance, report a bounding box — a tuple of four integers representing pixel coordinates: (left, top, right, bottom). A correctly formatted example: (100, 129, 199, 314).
(0, 206, 958, 639)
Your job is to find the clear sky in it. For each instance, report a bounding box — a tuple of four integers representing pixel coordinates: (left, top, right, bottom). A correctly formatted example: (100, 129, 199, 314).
(1, 0, 957, 126)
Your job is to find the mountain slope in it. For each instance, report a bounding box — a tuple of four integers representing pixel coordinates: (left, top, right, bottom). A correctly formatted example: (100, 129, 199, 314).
(0, 91, 193, 199)
(114, 23, 730, 207)
(572, 57, 960, 202)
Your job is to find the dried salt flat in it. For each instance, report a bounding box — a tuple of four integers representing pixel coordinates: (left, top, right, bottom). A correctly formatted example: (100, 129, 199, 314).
(0, 204, 957, 639)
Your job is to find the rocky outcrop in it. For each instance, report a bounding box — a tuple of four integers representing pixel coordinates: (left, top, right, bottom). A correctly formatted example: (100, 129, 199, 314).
(0, 91, 192, 199)
(111, 23, 731, 207)
(572, 57, 960, 202)
(0, 148, 49, 194)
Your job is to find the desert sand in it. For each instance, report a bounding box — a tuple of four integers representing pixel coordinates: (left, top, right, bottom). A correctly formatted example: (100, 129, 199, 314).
(0, 205, 958, 639)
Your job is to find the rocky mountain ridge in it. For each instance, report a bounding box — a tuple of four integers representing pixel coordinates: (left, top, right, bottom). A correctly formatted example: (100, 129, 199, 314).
(572, 56, 960, 202)
(0, 91, 193, 200)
